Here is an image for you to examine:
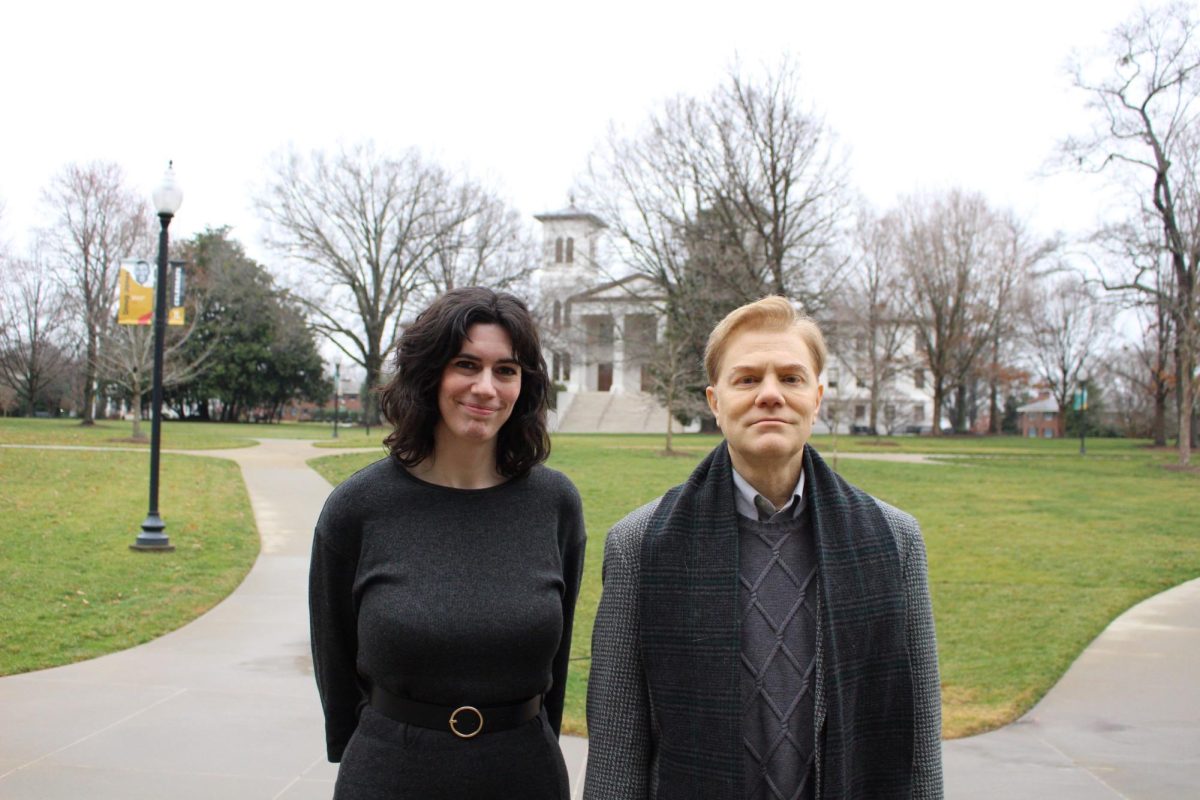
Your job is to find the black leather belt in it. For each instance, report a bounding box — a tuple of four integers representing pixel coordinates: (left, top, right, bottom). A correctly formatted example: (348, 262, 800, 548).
(369, 685, 543, 739)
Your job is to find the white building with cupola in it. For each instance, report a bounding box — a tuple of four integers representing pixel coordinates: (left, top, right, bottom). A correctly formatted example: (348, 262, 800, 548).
(532, 200, 936, 435)
(532, 201, 679, 432)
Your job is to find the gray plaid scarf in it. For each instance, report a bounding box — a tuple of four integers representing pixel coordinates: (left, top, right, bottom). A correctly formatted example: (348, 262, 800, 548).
(639, 442, 914, 799)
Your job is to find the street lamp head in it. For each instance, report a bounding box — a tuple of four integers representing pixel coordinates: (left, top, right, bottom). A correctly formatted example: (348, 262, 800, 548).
(153, 161, 183, 216)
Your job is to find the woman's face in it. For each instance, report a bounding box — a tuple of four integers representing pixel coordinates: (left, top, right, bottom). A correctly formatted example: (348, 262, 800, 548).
(435, 323, 522, 448)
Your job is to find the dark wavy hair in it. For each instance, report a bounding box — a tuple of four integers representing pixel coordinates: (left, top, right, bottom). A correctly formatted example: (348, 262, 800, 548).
(379, 287, 550, 477)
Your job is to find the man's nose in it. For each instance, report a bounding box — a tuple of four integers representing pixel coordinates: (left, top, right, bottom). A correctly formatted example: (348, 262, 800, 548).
(756, 374, 784, 405)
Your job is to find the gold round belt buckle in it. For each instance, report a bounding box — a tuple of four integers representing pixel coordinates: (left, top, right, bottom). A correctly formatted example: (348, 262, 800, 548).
(449, 705, 483, 739)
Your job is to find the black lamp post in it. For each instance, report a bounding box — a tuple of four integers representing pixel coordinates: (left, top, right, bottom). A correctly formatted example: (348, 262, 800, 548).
(132, 162, 182, 552)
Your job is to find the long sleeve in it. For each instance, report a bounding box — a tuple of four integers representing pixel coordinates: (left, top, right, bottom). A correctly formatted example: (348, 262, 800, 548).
(878, 500, 944, 800)
(584, 501, 659, 800)
(309, 530, 364, 762)
(546, 485, 587, 737)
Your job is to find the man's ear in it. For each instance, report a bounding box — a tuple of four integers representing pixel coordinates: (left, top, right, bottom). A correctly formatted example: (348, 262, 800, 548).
(705, 385, 719, 424)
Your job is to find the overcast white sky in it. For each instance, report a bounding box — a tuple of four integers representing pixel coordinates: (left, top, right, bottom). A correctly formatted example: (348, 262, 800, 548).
(0, 0, 1153, 267)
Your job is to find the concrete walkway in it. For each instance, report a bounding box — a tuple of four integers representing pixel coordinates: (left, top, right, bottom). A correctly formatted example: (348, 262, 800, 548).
(943, 576, 1200, 798)
(0, 440, 1196, 798)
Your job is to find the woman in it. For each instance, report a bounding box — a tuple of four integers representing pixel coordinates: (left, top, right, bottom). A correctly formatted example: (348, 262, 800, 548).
(309, 287, 586, 799)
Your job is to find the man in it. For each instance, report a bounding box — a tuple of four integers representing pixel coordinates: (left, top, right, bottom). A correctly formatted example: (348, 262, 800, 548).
(584, 296, 942, 799)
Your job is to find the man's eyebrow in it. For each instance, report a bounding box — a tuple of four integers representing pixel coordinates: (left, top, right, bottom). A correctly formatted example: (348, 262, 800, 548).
(728, 362, 811, 374)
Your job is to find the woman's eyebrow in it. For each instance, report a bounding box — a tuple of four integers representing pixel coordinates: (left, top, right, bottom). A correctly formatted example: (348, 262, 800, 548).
(455, 352, 520, 365)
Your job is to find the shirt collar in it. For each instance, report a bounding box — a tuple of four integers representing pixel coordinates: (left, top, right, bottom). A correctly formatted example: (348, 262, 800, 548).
(731, 466, 805, 521)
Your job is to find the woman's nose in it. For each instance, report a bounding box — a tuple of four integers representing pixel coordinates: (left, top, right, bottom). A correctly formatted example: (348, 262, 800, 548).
(473, 370, 498, 396)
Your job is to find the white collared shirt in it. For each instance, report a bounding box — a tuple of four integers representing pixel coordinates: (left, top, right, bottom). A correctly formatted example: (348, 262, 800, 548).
(731, 467, 806, 522)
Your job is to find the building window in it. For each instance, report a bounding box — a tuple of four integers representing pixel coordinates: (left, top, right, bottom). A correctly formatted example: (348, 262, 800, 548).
(1043, 428, 1054, 439)
(855, 404, 866, 420)
(885, 404, 895, 422)
(553, 300, 562, 329)
(552, 352, 561, 381)
(562, 352, 571, 381)
(914, 369, 925, 389)
(566, 237, 575, 263)
(913, 403, 924, 421)
(555, 237, 564, 263)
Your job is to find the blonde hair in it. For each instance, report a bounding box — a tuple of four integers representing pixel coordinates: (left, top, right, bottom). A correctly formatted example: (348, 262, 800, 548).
(704, 295, 827, 384)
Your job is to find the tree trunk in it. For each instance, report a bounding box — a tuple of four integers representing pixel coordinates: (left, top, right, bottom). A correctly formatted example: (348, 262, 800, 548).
(81, 331, 98, 425)
(1153, 390, 1167, 446)
(1175, 332, 1193, 465)
(130, 386, 146, 440)
(664, 400, 675, 454)
(931, 381, 944, 436)
(365, 345, 384, 427)
(954, 384, 968, 433)
(1180, 352, 1194, 465)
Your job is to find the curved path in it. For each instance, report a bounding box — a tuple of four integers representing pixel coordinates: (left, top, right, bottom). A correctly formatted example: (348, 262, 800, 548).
(0, 440, 1195, 798)
(942, 576, 1200, 798)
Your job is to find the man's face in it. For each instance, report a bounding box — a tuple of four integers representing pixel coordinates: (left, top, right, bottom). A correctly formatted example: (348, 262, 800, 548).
(705, 326, 824, 470)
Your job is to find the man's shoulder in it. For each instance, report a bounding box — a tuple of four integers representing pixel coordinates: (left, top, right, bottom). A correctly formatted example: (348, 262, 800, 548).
(865, 495, 923, 563)
(606, 496, 666, 553)
(870, 495, 919, 533)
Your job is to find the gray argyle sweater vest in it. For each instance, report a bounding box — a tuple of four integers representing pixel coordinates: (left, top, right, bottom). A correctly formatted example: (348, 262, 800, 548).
(739, 510, 817, 800)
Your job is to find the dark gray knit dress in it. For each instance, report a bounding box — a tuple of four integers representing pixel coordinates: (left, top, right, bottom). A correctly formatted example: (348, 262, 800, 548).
(309, 457, 586, 800)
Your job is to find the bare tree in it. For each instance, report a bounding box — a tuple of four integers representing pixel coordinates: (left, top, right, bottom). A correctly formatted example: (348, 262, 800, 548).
(41, 162, 150, 424)
(96, 319, 207, 439)
(579, 60, 849, 445)
(828, 207, 910, 434)
(1110, 304, 1173, 442)
(1092, 217, 1177, 444)
(984, 215, 1055, 432)
(423, 181, 539, 298)
(710, 57, 851, 309)
(258, 143, 529, 423)
(0, 252, 73, 416)
(895, 190, 1004, 434)
(1024, 274, 1114, 433)
(1064, 1, 1200, 463)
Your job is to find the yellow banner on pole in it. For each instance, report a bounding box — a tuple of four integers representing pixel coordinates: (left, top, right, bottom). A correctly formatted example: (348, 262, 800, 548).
(118, 260, 155, 325)
(118, 259, 186, 326)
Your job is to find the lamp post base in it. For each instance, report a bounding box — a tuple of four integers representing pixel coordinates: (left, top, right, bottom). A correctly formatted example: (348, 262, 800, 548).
(131, 513, 174, 552)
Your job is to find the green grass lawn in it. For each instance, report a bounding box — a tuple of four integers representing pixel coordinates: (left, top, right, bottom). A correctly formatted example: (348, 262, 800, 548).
(310, 433, 1200, 738)
(0, 448, 260, 675)
(0, 417, 380, 450)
